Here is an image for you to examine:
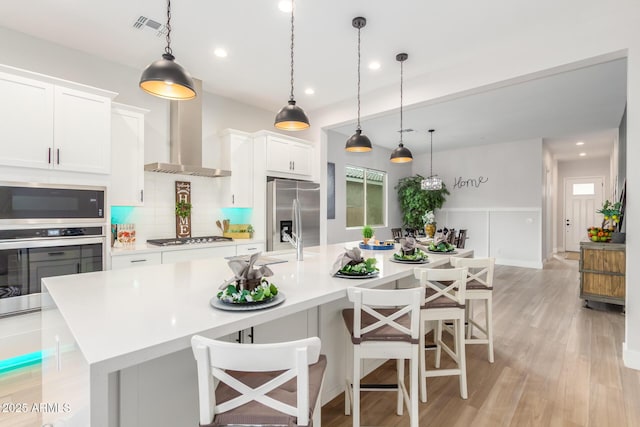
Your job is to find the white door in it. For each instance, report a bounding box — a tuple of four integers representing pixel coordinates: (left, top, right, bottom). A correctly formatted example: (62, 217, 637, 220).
(564, 177, 604, 252)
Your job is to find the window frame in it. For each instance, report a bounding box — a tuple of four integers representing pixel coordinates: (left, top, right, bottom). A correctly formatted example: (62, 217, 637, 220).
(345, 165, 388, 229)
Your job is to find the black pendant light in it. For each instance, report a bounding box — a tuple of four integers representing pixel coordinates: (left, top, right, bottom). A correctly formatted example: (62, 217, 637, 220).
(390, 53, 413, 163)
(139, 0, 196, 100)
(345, 17, 372, 152)
(421, 129, 443, 190)
(274, 0, 310, 131)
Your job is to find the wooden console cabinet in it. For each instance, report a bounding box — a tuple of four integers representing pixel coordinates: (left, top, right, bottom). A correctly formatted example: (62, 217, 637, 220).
(579, 241, 625, 306)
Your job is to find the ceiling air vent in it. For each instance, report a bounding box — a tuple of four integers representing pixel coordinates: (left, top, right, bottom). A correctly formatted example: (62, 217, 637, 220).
(132, 16, 167, 37)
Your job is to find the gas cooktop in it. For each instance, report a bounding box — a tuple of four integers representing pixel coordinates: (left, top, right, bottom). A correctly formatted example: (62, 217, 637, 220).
(146, 236, 233, 246)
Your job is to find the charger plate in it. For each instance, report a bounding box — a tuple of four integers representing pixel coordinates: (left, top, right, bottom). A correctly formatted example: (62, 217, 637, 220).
(210, 292, 286, 311)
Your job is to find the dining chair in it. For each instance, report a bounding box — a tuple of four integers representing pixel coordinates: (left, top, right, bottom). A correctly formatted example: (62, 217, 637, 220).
(342, 286, 425, 427)
(391, 228, 403, 242)
(450, 256, 496, 362)
(445, 228, 457, 244)
(455, 229, 468, 248)
(414, 267, 468, 403)
(191, 335, 326, 426)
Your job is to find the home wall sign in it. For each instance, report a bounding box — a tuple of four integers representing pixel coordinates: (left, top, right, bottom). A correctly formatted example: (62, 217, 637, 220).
(453, 175, 489, 189)
(175, 181, 192, 238)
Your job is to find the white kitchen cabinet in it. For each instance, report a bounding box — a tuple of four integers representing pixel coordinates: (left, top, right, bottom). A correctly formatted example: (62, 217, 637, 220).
(220, 129, 253, 207)
(53, 85, 112, 174)
(0, 66, 115, 174)
(0, 71, 54, 169)
(236, 242, 265, 256)
(264, 134, 312, 177)
(111, 104, 148, 206)
(111, 252, 162, 270)
(161, 245, 236, 264)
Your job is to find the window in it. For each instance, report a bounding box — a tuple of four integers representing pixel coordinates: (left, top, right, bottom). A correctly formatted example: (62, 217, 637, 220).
(573, 183, 595, 196)
(346, 166, 386, 227)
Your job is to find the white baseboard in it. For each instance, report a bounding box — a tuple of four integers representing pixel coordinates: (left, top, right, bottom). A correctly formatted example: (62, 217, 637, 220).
(623, 342, 640, 371)
(496, 258, 543, 269)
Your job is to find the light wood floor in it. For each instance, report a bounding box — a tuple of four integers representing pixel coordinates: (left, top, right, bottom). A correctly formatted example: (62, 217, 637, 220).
(322, 259, 640, 427)
(1, 259, 639, 426)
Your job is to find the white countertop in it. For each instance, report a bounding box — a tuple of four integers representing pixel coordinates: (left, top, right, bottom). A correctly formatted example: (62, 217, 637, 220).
(43, 242, 472, 372)
(110, 238, 265, 256)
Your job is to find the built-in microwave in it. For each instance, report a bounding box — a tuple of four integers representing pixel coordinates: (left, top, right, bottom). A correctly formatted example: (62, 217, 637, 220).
(0, 182, 104, 223)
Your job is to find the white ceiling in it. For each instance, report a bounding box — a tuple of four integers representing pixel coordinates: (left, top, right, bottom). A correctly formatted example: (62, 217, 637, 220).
(0, 1, 627, 158)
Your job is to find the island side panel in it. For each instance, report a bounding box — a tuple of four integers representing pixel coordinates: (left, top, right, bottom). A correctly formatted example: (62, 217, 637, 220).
(41, 289, 90, 427)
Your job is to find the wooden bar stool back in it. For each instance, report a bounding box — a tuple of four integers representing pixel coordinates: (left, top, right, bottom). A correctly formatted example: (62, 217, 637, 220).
(450, 256, 496, 362)
(342, 286, 425, 427)
(191, 335, 326, 426)
(391, 228, 403, 242)
(414, 267, 468, 403)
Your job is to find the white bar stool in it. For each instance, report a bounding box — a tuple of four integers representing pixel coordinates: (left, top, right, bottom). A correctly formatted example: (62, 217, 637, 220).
(450, 256, 496, 362)
(191, 335, 326, 426)
(414, 267, 469, 403)
(342, 286, 424, 427)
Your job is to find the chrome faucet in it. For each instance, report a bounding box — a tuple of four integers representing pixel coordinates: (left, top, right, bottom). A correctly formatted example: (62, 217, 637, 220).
(282, 198, 303, 261)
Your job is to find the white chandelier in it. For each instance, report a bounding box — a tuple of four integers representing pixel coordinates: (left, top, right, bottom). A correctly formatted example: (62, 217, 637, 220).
(421, 129, 443, 190)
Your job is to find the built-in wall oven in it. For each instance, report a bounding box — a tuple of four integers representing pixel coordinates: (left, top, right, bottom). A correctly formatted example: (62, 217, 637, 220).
(0, 183, 106, 317)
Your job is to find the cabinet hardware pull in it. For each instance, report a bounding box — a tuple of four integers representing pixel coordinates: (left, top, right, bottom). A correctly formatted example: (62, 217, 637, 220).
(130, 259, 147, 263)
(292, 161, 295, 170)
(247, 247, 257, 250)
(48, 252, 66, 256)
(232, 194, 235, 204)
(140, 189, 144, 203)
(56, 148, 60, 165)
(77, 263, 81, 274)
(48, 147, 52, 164)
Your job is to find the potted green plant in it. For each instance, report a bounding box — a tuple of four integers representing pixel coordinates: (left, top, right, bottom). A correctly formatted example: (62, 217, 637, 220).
(247, 225, 254, 238)
(362, 225, 373, 245)
(395, 175, 449, 233)
(175, 200, 192, 218)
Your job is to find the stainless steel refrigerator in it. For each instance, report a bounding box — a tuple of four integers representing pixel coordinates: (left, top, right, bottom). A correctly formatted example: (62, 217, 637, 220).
(267, 179, 320, 251)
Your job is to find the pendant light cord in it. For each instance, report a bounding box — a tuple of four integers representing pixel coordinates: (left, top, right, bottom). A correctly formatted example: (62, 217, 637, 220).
(289, 0, 296, 101)
(399, 59, 404, 143)
(429, 130, 434, 177)
(356, 24, 361, 131)
(164, 0, 173, 56)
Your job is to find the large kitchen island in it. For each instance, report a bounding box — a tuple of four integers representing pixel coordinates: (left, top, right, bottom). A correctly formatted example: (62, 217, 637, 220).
(41, 242, 472, 427)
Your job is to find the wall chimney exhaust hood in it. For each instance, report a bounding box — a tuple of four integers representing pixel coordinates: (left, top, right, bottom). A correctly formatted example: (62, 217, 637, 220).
(144, 79, 231, 178)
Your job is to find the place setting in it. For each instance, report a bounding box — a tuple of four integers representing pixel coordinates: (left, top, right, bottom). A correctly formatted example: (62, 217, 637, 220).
(426, 237, 458, 255)
(390, 237, 430, 264)
(211, 252, 286, 311)
(331, 247, 379, 279)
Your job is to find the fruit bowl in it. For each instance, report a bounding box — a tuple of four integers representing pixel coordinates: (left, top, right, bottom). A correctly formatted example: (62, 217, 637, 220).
(587, 226, 613, 242)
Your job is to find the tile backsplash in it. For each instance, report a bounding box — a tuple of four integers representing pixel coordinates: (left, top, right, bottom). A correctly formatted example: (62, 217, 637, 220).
(111, 172, 246, 242)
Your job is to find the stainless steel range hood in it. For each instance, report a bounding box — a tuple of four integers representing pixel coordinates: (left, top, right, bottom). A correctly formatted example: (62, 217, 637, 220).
(144, 79, 231, 178)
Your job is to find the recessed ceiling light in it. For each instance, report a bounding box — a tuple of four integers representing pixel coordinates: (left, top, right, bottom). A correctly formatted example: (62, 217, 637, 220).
(213, 48, 228, 58)
(278, 1, 292, 13)
(304, 88, 315, 95)
(576, 141, 585, 146)
(368, 61, 381, 70)
(579, 152, 587, 156)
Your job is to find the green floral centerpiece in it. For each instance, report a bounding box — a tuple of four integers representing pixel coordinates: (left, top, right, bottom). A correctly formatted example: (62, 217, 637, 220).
(331, 247, 378, 276)
(217, 252, 278, 303)
(394, 237, 429, 261)
(428, 239, 456, 252)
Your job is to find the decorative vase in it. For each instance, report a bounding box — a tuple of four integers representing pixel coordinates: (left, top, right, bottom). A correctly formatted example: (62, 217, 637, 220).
(425, 223, 436, 238)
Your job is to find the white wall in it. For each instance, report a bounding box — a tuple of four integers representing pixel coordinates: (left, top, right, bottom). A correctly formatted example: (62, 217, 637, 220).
(326, 130, 411, 244)
(1, 25, 277, 241)
(556, 157, 610, 250)
(411, 139, 543, 268)
(542, 146, 555, 261)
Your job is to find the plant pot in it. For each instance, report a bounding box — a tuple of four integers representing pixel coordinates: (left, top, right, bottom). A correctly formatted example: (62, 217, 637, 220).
(363, 238, 370, 245)
(402, 248, 416, 256)
(611, 232, 626, 243)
